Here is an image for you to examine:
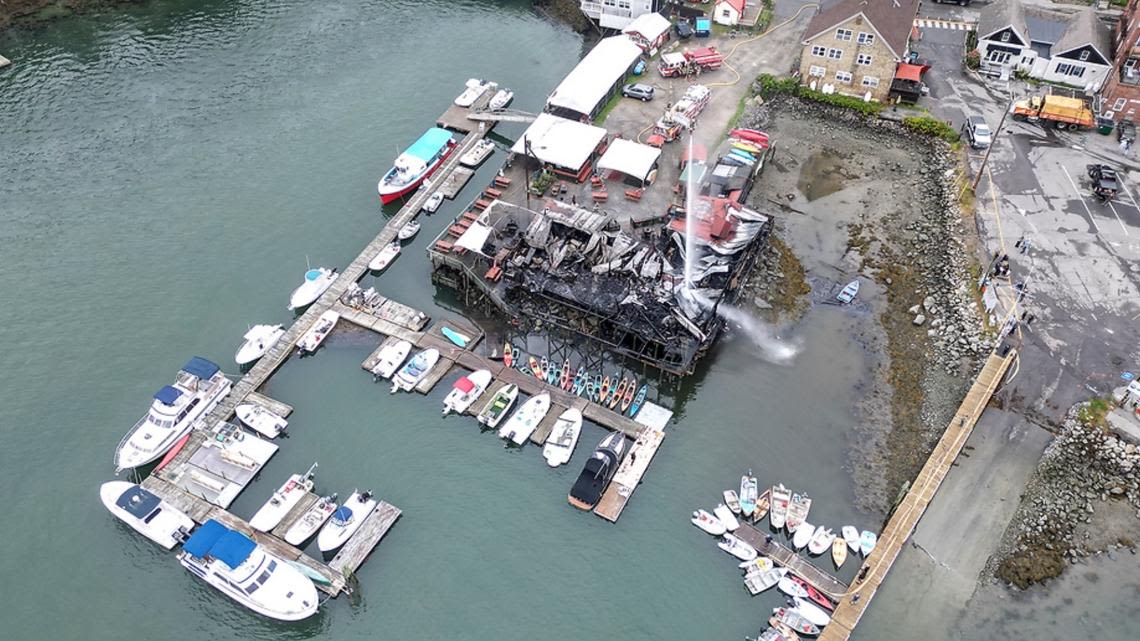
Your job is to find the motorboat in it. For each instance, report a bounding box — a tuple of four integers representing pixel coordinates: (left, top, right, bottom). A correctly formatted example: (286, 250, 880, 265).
(317, 490, 376, 553)
(859, 530, 877, 556)
(713, 503, 740, 531)
(477, 383, 518, 429)
(179, 519, 318, 621)
(99, 481, 194, 549)
(288, 267, 337, 310)
(777, 575, 808, 599)
(368, 240, 401, 271)
(488, 87, 513, 110)
(297, 310, 339, 354)
(836, 279, 859, 304)
(441, 369, 492, 416)
(567, 432, 627, 510)
(542, 407, 583, 467)
(235, 324, 285, 365)
(249, 464, 317, 532)
(772, 608, 820, 637)
(114, 357, 232, 471)
(791, 598, 831, 627)
(744, 567, 786, 595)
(769, 620, 804, 641)
(377, 127, 456, 203)
(391, 348, 440, 393)
(691, 509, 726, 536)
(740, 471, 758, 517)
(723, 489, 741, 513)
(421, 191, 444, 213)
(739, 557, 774, 573)
(397, 220, 421, 241)
(629, 384, 647, 416)
(454, 78, 490, 107)
(769, 484, 791, 530)
(717, 533, 758, 562)
(754, 488, 771, 522)
(806, 526, 835, 556)
(283, 493, 338, 546)
(832, 537, 848, 568)
(842, 526, 860, 553)
(459, 139, 495, 167)
(792, 521, 813, 550)
(234, 403, 288, 439)
(499, 392, 551, 445)
(370, 340, 412, 379)
(786, 492, 811, 533)
(441, 326, 470, 347)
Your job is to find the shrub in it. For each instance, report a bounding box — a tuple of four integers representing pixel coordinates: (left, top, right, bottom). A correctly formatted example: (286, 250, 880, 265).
(902, 115, 960, 143)
(964, 50, 980, 70)
(756, 73, 882, 117)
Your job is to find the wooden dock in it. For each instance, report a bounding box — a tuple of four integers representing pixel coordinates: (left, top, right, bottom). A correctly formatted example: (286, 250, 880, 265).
(734, 523, 848, 598)
(269, 491, 319, 539)
(436, 86, 496, 133)
(438, 167, 475, 199)
(329, 501, 402, 576)
(592, 403, 672, 522)
(244, 391, 293, 417)
(819, 349, 1016, 640)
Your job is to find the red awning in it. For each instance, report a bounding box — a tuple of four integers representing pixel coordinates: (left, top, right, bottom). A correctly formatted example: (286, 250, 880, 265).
(895, 63, 925, 83)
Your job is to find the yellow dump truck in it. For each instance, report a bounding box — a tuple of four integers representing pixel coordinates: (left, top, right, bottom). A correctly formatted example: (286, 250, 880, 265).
(1011, 94, 1095, 130)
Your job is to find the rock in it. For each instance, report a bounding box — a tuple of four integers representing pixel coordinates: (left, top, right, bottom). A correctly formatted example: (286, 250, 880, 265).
(913, 314, 926, 326)
(909, 304, 921, 314)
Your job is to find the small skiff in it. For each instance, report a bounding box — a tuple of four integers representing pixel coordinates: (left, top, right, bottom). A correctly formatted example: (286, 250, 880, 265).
(459, 139, 496, 167)
(288, 267, 337, 310)
(836, 279, 859, 304)
(391, 348, 440, 393)
(786, 492, 811, 533)
(397, 220, 420, 241)
(717, 533, 758, 562)
(370, 339, 412, 379)
(629, 384, 648, 416)
(441, 326, 470, 347)
(713, 504, 740, 531)
(368, 241, 401, 271)
(769, 620, 803, 641)
(842, 526, 860, 553)
(739, 557, 774, 572)
(542, 407, 583, 467)
(791, 598, 831, 627)
(740, 472, 759, 517)
(723, 489, 742, 514)
(744, 567, 786, 595)
(249, 464, 317, 533)
(234, 403, 288, 439)
(772, 607, 821, 637)
(297, 310, 339, 353)
(288, 560, 333, 586)
(503, 342, 514, 367)
(477, 383, 518, 429)
(754, 488, 771, 522)
(832, 537, 848, 568)
(792, 521, 814, 550)
(488, 88, 513, 110)
(442, 369, 492, 416)
(691, 509, 726, 536)
(421, 191, 444, 213)
(317, 490, 376, 553)
(769, 484, 791, 529)
(859, 530, 877, 556)
(499, 392, 551, 445)
(807, 526, 835, 556)
(777, 575, 809, 599)
(283, 493, 338, 546)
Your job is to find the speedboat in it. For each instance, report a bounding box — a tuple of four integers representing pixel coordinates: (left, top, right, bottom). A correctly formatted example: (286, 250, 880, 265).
(859, 530, 877, 556)
(397, 220, 421, 241)
(769, 484, 791, 530)
(792, 522, 813, 550)
(499, 392, 551, 445)
(806, 526, 835, 556)
(297, 310, 339, 353)
(454, 78, 490, 107)
(377, 127, 456, 203)
(459, 139, 495, 167)
(832, 537, 848, 568)
(249, 464, 317, 532)
(754, 488, 771, 521)
(791, 598, 831, 627)
(477, 383, 518, 429)
(368, 240, 401, 271)
(842, 525, 860, 553)
(284, 493, 338, 546)
(714, 503, 740, 531)
(628, 384, 647, 416)
(442, 369, 492, 416)
(740, 472, 758, 517)
(567, 432, 627, 510)
(772, 608, 820, 637)
(488, 87, 513, 110)
(836, 279, 859, 304)
(235, 324, 285, 365)
(179, 519, 318, 621)
(391, 348, 440, 393)
(542, 408, 583, 467)
(370, 340, 412, 379)
(744, 567, 786, 595)
(786, 492, 811, 533)
(99, 481, 194, 549)
(288, 267, 337, 310)
(114, 357, 232, 471)
(723, 489, 741, 513)
(691, 509, 726, 536)
(717, 533, 758, 562)
(234, 403, 288, 439)
(317, 490, 376, 552)
(422, 191, 444, 213)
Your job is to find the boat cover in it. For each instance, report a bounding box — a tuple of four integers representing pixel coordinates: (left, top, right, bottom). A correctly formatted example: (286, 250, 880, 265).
(406, 128, 453, 162)
(331, 506, 353, 524)
(116, 485, 160, 518)
(211, 530, 256, 569)
(304, 268, 323, 281)
(182, 519, 227, 558)
(154, 385, 183, 405)
(182, 356, 221, 380)
(454, 376, 475, 393)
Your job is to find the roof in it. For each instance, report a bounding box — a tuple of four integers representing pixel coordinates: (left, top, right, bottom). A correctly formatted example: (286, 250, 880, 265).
(182, 356, 220, 380)
(718, 0, 746, 13)
(116, 485, 160, 519)
(977, 0, 1028, 42)
(622, 12, 671, 42)
(1025, 15, 1066, 45)
(895, 62, 925, 82)
(181, 519, 256, 569)
(512, 113, 608, 171)
(596, 139, 662, 182)
(546, 35, 642, 117)
(803, 0, 920, 60)
(1052, 6, 1110, 58)
(154, 385, 183, 404)
(405, 128, 453, 162)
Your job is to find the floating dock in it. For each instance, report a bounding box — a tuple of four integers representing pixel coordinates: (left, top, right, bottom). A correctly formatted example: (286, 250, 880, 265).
(438, 166, 475, 199)
(593, 403, 673, 522)
(733, 523, 848, 598)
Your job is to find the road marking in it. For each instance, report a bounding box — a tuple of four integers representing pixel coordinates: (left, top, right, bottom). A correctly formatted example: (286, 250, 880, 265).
(1015, 207, 1039, 233)
(985, 164, 1007, 253)
(1061, 164, 1102, 234)
(914, 19, 975, 30)
(1107, 201, 1130, 235)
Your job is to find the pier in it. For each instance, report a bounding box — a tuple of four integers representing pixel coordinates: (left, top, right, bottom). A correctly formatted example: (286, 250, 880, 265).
(819, 348, 1016, 640)
(733, 524, 848, 598)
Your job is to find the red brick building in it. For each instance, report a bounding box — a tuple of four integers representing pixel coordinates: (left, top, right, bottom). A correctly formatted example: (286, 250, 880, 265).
(1101, 0, 1140, 122)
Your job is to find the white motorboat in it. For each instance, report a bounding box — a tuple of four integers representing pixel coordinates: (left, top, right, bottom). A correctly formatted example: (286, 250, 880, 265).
(542, 407, 583, 467)
(391, 348, 440, 393)
(370, 339, 412, 379)
(297, 310, 339, 353)
(498, 392, 551, 445)
(488, 87, 513, 110)
(717, 533, 758, 562)
(739, 472, 758, 517)
(368, 240, 401, 271)
(777, 575, 808, 599)
(691, 509, 726, 536)
(179, 518, 318, 621)
(791, 598, 831, 627)
(714, 503, 740, 531)
(786, 492, 811, 533)
(99, 481, 194, 549)
(248, 464, 317, 532)
(842, 526, 860, 553)
(317, 490, 376, 553)
(739, 557, 774, 572)
(421, 191, 444, 213)
(769, 483, 791, 530)
(114, 357, 232, 471)
(723, 489, 741, 514)
(744, 567, 786, 595)
(792, 521, 813, 550)
(836, 279, 860, 304)
(477, 383, 518, 428)
(442, 369, 493, 416)
(807, 526, 835, 556)
(235, 324, 285, 365)
(234, 403, 288, 439)
(772, 607, 821, 637)
(459, 139, 495, 167)
(454, 78, 490, 107)
(859, 530, 877, 556)
(288, 267, 337, 310)
(397, 220, 421, 241)
(283, 493, 338, 546)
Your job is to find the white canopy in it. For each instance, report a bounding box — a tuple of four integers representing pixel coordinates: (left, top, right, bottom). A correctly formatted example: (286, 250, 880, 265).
(455, 217, 493, 254)
(622, 13, 671, 47)
(546, 35, 642, 119)
(596, 139, 662, 183)
(512, 113, 608, 172)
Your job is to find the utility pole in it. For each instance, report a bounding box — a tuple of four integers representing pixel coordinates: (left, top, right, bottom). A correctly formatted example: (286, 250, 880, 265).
(523, 135, 532, 210)
(972, 98, 1014, 190)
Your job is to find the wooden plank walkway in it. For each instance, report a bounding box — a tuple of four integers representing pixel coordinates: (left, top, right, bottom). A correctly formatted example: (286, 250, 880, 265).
(438, 167, 475, 199)
(329, 501, 402, 575)
(594, 423, 666, 522)
(734, 523, 848, 597)
(819, 349, 1016, 640)
(244, 391, 293, 418)
(269, 491, 319, 539)
(436, 88, 496, 133)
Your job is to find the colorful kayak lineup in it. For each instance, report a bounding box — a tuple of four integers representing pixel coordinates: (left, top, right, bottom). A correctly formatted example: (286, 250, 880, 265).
(501, 341, 648, 418)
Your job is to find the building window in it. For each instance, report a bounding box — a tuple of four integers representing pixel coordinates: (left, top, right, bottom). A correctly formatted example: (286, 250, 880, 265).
(809, 65, 826, 77)
(1056, 63, 1085, 77)
(812, 45, 827, 57)
(721, 9, 731, 19)
(1115, 98, 1127, 111)
(857, 32, 875, 45)
(828, 48, 843, 60)
(856, 53, 872, 66)
(1000, 32, 1011, 43)
(862, 76, 879, 87)
(1079, 50, 1090, 61)
(836, 71, 853, 84)
(986, 49, 1011, 65)
(836, 28, 853, 41)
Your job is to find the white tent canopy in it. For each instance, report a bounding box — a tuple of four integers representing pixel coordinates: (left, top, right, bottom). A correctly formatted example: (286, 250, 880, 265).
(622, 12, 671, 48)
(596, 139, 661, 183)
(545, 35, 642, 119)
(512, 113, 608, 172)
(455, 218, 493, 254)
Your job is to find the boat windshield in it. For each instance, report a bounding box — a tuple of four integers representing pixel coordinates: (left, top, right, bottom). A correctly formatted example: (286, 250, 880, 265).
(304, 269, 323, 281)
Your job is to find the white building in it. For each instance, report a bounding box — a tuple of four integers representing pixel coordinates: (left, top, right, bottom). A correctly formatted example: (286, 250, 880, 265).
(580, 0, 658, 31)
(714, 0, 745, 27)
(545, 35, 642, 122)
(976, 3, 1111, 90)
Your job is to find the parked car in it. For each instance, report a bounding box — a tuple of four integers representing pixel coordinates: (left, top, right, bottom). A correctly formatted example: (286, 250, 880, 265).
(962, 115, 992, 149)
(675, 20, 694, 40)
(1117, 119, 1136, 143)
(622, 83, 655, 102)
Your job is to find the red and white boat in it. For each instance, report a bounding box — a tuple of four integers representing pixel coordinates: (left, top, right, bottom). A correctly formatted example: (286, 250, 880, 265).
(377, 127, 456, 204)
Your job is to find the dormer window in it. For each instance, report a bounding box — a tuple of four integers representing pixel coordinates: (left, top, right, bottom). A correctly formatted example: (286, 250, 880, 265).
(1001, 32, 1011, 43)
(1080, 50, 1090, 61)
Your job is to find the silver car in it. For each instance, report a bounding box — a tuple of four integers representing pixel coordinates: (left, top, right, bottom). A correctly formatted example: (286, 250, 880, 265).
(964, 115, 992, 149)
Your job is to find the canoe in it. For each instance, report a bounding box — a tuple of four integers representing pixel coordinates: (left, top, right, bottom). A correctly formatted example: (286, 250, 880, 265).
(807, 526, 835, 556)
(842, 526, 860, 553)
(503, 343, 514, 368)
(723, 489, 741, 513)
(832, 537, 848, 568)
(730, 128, 770, 146)
(786, 492, 811, 533)
(713, 504, 740, 531)
(441, 326, 470, 347)
(620, 378, 636, 413)
(859, 530, 877, 556)
(609, 377, 627, 410)
(528, 356, 542, 380)
(691, 509, 726, 536)
(754, 488, 771, 522)
(772, 607, 820, 637)
(288, 560, 333, 586)
(153, 433, 191, 473)
(717, 533, 757, 562)
(792, 521, 813, 550)
(769, 484, 791, 529)
(598, 376, 611, 405)
(629, 384, 648, 416)
(560, 361, 572, 391)
(739, 472, 758, 517)
(836, 279, 859, 304)
(791, 598, 831, 627)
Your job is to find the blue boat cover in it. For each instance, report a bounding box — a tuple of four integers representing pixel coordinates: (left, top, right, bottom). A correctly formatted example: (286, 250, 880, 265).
(211, 530, 256, 569)
(331, 506, 353, 524)
(305, 268, 322, 281)
(182, 519, 227, 558)
(116, 485, 160, 519)
(154, 385, 183, 405)
(182, 356, 220, 380)
(405, 128, 453, 162)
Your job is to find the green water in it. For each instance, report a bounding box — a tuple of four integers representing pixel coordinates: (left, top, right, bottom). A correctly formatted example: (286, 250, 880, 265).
(0, 2, 884, 638)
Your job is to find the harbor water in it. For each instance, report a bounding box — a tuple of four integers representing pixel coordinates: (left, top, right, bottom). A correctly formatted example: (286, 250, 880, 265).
(2, 1, 1128, 639)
